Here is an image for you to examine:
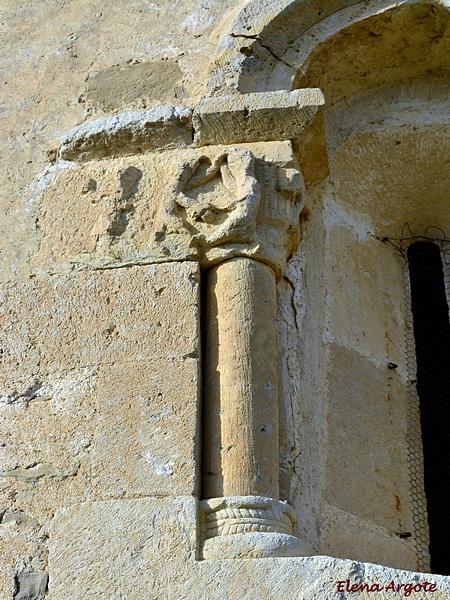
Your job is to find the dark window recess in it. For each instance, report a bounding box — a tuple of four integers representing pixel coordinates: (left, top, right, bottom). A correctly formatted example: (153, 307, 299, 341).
(408, 241, 450, 575)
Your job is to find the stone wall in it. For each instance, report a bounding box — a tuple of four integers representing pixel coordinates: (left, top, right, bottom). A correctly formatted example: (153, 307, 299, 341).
(1, 0, 450, 598)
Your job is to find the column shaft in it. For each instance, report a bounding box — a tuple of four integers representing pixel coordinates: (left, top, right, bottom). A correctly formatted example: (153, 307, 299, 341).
(202, 257, 279, 499)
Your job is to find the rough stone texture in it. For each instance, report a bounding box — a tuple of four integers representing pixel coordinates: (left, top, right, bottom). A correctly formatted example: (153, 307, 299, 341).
(86, 60, 184, 112)
(0, 0, 244, 283)
(0, 526, 47, 600)
(2, 0, 450, 596)
(14, 573, 48, 600)
(313, 75, 449, 570)
(325, 345, 410, 531)
(59, 106, 193, 162)
(293, 2, 450, 107)
(92, 359, 199, 498)
(193, 89, 325, 146)
(48, 497, 197, 599)
(33, 141, 303, 279)
(207, 0, 450, 96)
(292, 110, 329, 189)
(47, 496, 450, 599)
(0, 262, 199, 598)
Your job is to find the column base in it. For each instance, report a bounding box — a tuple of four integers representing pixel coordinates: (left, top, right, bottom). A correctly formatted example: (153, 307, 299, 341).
(199, 496, 315, 559)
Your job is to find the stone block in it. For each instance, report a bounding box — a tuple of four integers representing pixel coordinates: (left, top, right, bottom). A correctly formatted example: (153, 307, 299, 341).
(0, 263, 199, 377)
(86, 61, 183, 112)
(92, 359, 199, 498)
(0, 404, 95, 522)
(34, 142, 301, 277)
(292, 110, 329, 188)
(59, 106, 193, 162)
(327, 225, 407, 365)
(0, 526, 46, 600)
(320, 502, 418, 572)
(48, 497, 197, 600)
(0, 263, 200, 594)
(47, 496, 450, 599)
(330, 124, 450, 237)
(193, 89, 325, 146)
(325, 344, 411, 533)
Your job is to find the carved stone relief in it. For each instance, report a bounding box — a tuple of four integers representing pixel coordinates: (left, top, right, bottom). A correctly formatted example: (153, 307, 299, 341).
(89, 166, 143, 252)
(33, 141, 304, 279)
(162, 148, 261, 247)
(154, 145, 305, 278)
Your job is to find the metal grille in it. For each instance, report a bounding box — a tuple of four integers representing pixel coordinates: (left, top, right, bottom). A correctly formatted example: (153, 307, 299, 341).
(403, 268, 430, 573)
(408, 241, 450, 576)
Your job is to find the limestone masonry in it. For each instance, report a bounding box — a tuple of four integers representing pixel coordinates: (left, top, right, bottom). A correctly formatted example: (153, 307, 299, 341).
(1, 0, 450, 598)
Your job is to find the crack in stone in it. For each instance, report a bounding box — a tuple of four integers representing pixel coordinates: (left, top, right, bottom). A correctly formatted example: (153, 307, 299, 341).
(230, 33, 297, 71)
(282, 273, 300, 332)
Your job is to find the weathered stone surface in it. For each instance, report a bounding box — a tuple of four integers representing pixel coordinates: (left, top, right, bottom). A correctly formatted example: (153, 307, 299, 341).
(47, 496, 450, 599)
(59, 106, 193, 162)
(293, 3, 450, 107)
(0, 510, 38, 527)
(92, 359, 199, 498)
(207, 0, 450, 99)
(86, 60, 184, 112)
(34, 141, 303, 279)
(3, 463, 80, 484)
(325, 345, 410, 531)
(0, 262, 199, 596)
(0, 527, 47, 600)
(14, 573, 48, 600)
(329, 121, 450, 237)
(0, 265, 198, 377)
(203, 259, 279, 499)
(3, 0, 450, 595)
(193, 89, 325, 146)
(0, 0, 245, 283)
(48, 497, 197, 600)
(292, 109, 329, 188)
(201, 531, 313, 560)
(0, 370, 97, 523)
(320, 502, 419, 573)
(199, 495, 314, 559)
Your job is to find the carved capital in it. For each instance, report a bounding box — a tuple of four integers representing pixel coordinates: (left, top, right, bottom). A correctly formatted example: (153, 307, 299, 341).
(154, 146, 304, 278)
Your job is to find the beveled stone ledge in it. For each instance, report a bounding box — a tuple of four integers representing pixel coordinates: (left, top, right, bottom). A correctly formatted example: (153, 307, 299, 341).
(59, 106, 193, 162)
(193, 89, 325, 147)
(57, 89, 325, 163)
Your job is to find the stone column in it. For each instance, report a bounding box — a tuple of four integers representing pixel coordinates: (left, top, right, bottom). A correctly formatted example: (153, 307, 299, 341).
(144, 136, 318, 559)
(55, 89, 325, 563)
(200, 256, 315, 558)
(202, 257, 279, 500)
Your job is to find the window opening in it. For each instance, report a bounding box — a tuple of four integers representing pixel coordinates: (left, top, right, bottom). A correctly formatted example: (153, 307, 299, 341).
(407, 241, 450, 575)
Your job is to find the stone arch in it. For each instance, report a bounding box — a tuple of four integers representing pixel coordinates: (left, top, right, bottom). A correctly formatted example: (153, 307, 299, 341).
(207, 0, 450, 95)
